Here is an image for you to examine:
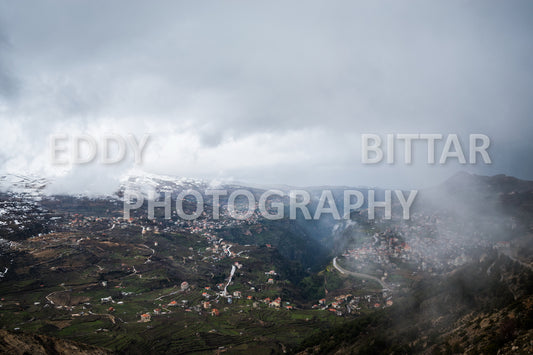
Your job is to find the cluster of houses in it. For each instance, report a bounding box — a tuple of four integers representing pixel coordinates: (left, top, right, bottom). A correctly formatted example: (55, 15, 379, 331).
(312, 292, 393, 316)
(394, 212, 495, 273)
(343, 210, 497, 278)
(134, 263, 293, 322)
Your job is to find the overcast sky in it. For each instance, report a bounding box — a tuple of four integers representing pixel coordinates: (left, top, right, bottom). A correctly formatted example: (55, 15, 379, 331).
(0, 1, 532, 194)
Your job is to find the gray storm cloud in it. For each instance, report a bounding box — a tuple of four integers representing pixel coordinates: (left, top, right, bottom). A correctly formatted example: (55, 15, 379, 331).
(0, 20, 19, 108)
(0, 0, 532, 193)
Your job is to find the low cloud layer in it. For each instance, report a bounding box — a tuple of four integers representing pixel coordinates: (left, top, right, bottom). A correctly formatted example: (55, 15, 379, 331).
(1, 1, 532, 193)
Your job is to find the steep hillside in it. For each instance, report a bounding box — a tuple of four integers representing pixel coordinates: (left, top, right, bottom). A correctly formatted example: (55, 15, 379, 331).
(0, 329, 111, 355)
(297, 251, 533, 354)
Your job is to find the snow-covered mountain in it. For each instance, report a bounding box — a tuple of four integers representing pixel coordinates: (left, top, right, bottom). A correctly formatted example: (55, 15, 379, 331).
(0, 171, 234, 200)
(119, 171, 215, 197)
(0, 174, 49, 199)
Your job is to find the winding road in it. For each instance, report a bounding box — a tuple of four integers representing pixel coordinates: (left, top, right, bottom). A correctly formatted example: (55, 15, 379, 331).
(223, 265, 236, 297)
(332, 257, 389, 290)
(496, 247, 533, 272)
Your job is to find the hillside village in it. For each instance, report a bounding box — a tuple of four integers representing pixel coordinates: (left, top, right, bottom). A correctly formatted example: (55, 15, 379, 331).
(0, 172, 531, 353)
(13, 210, 393, 324)
(0, 188, 520, 329)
